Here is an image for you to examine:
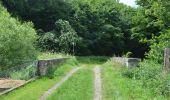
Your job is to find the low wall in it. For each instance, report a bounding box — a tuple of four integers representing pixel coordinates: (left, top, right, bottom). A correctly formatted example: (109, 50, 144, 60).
(112, 57, 141, 68)
(0, 58, 69, 96)
(37, 58, 69, 76)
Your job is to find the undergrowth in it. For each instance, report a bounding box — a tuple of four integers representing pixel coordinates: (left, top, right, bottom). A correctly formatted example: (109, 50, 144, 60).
(123, 60, 170, 97)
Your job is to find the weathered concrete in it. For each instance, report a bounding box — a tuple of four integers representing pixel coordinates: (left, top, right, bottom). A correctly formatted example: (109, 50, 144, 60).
(112, 57, 141, 68)
(37, 58, 69, 76)
(0, 58, 69, 95)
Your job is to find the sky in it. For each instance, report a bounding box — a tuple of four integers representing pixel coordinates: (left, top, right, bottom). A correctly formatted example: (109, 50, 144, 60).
(119, 0, 137, 7)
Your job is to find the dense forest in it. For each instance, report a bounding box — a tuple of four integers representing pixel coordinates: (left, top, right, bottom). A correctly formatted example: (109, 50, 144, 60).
(0, 0, 158, 57)
(1, 0, 169, 58)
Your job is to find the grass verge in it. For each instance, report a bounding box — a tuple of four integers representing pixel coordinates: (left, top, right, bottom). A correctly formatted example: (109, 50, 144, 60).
(47, 68, 94, 100)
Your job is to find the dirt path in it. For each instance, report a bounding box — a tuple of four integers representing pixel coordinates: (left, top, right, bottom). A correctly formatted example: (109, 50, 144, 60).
(39, 67, 80, 100)
(94, 66, 102, 100)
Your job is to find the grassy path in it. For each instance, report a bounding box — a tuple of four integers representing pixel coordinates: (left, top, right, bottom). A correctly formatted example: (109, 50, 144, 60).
(40, 67, 80, 100)
(47, 68, 94, 100)
(1, 57, 168, 100)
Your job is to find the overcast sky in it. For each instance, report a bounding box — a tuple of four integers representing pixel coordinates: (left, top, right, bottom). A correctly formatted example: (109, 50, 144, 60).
(119, 0, 136, 7)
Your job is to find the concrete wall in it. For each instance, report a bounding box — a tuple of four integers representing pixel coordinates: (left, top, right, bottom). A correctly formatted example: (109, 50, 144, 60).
(0, 58, 69, 95)
(37, 58, 69, 76)
(112, 57, 141, 68)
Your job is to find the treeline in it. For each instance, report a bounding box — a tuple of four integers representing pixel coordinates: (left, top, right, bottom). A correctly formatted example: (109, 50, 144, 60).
(0, 0, 146, 57)
(0, 4, 37, 70)
(0, 0, 170, 65)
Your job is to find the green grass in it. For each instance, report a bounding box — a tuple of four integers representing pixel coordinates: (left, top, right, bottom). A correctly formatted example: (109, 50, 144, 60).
(1, 56, 168, 100)
(0, 58, 78, 100)
(47, 68, 94, 100)
(76, 56, 109, 65)
(101, 60, 168, 100)
(38, 52, 71, 60)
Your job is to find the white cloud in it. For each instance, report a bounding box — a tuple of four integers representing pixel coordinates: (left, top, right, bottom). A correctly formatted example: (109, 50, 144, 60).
(119, 0, 136, 7)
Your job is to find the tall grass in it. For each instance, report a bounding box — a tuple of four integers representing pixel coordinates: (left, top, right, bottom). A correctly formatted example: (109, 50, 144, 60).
(122, 60, 170, 98)
(38, 52, 71, 60)
(102, 59, 168, 99)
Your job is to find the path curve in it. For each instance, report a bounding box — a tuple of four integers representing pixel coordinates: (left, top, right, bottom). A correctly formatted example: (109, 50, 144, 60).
(39, 67, 80, 100)
(94, 66, 102, 100)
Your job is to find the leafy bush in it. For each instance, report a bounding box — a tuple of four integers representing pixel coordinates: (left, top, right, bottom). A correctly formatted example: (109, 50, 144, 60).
(56, 19, 81, 53)
(123, 60, 170, 97)
(133, 60, 161, 80)
(146, 30, 170, 63)
(0, 5, 37, 69)
(123, 29, 170, 97)
(38, 19, 81, 54)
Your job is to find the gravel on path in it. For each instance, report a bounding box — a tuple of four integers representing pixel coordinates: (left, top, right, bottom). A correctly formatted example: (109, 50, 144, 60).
(39, 67, 80, 100)
(94, 66, 102, 100)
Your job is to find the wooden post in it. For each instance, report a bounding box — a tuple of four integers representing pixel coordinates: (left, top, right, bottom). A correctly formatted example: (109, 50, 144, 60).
(163, 48, 170, 74)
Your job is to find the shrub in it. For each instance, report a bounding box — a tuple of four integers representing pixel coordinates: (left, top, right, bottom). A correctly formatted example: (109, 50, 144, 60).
(123, 29, 170, 97)
(0, 5, 37, 69)
(9, 63, 37, 80)
(146, 30, 170, 63)
(38, 19, 81, 54)
(123, 60, 170, 97)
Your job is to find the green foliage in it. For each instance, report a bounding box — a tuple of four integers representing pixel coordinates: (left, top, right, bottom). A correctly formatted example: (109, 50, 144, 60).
(1, 0, 137, 56)
(130, 0, 170, 57)
(56, 19, 81, 53)
(147, 30, 170, 63)
(102, 60, 167, 99)
(9, 64, 37, 80)
(69, 0, 128, 56)
(38, 52, 71, 60)
(39, 19, 81, 54)
(123, 60, 170, 97)
(1, 0, 74, 31)
(132, 0, 170, 40)
(0, 4, 37, 69)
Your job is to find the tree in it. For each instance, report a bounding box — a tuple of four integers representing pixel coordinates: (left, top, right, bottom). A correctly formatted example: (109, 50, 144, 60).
(2, 0, 145, 57)
(1, 0, 74, 31)
(147, 30, 170, 63)
(39, 19, 81, 54)
(0, 4, 37, 70)
(132, 0, 170, 40)
(56, 19, 81, 54)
